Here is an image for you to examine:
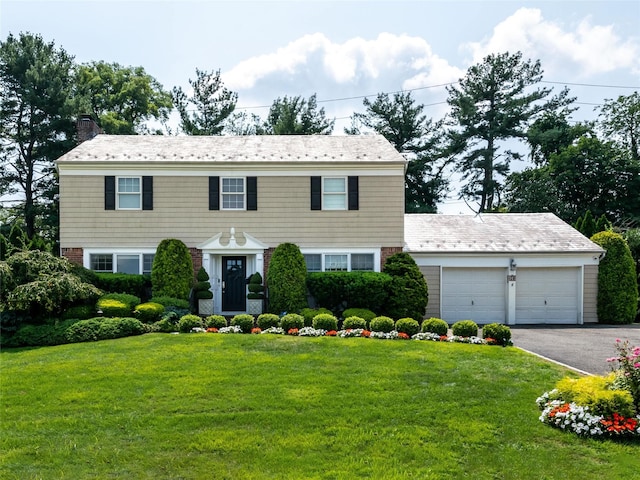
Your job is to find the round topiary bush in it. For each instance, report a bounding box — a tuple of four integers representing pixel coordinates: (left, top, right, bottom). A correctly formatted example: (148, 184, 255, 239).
(421, 317, 449, 336)
(194, 267, 213, 300)
(231, 314, 255, 333)
(482, 323, 512, 346)
(342, 316, 367, 330)
(395, 317, 420, 336)
(591, 231, 638, 324)
(151, 238, 194, 301)
(257, 313, 280, 329)
(96, 298, 130, 317)
(451, 320, 478, 337)
(382, 252, 428, 320)
(133, 302, 165, 323)
(312, 313, 338, 331)
(247, 272, 265, 300)
(300, 307, 333, 327)
(280, 313, 304, 332)
(370, 316, 395, 333)
(266, 243, 308, 314)
(204, 315, 227, 329)
(178, 314, 203, 333)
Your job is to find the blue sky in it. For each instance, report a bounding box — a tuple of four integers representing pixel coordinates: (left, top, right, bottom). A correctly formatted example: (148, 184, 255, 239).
(2, 0, 639, 212)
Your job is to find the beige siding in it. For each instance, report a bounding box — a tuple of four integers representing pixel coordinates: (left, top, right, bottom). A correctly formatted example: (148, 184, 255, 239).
(420, 265, 440, 319)
(583, 264, 599, 323)
(59, 175, 404, 249)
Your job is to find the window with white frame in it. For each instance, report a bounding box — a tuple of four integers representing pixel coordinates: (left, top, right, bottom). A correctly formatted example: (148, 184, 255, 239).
(322, 177, 346, 210)
(222, 177, 245, 209)
(117, 177, 141, 209)
(302, 252, 376, 272)
(89, 252, 155, 275)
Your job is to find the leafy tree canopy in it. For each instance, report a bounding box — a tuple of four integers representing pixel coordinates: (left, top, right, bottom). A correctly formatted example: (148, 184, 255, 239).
(260, 94, 334, 135)
(598, 91, 640, 162)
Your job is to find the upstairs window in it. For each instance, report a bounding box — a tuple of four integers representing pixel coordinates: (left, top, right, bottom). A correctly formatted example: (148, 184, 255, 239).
(323, 177, 347, 210)
(222, 177, 245, 210)
(117, 177, 141, 209)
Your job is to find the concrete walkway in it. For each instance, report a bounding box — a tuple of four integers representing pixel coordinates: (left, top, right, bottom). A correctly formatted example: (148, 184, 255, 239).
(510, 324, 640, 375)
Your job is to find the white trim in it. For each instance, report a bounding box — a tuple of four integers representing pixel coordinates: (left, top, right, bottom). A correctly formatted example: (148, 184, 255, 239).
(322, 176, 347, 211)
(84, 247, 156, 274)
(115, 176, 142, 210)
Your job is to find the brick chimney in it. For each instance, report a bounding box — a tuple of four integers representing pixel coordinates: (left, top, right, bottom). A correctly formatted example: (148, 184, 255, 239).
(77, 114, 102, 144)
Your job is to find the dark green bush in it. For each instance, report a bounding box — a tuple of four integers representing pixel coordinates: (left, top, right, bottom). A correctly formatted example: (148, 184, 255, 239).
(153, 315, 179, 333)
(204, 315, 227, 329)
(95, 272, 149, 299)
(4, 319, 79, 347)
(306, 272, 392, 314)
(65, 318, 102, 342)
(193, 267, 213, 300)
(280, 313, 304, 332)
(231, 314, 255, 333)
(150, 296, 190, 309)
(370, 316, 395, 333)
(342, 316, 367, 330)
(383, 253, 428, 320)
(257, 313, 280, 329)
(591, 231, 638, 324)
(312, 313, 338, 331)
(300, 307, 333, 327)
(482, 323, 512, 346)
(177, 314, 203, 333)
(452, 320, 478, 337)
(247, 272, 265, 300)
(61, 304, 96, 320)
(395, 317, 420, 336)
(266, 243, 308, 314)
(133, 302, 165, 323)
(151, 239, 194, 300)
(163, 305, 190, 319)
(65, 317, 146, 343)
(342, 308, 376, 324)
(421, 317, 449, 336)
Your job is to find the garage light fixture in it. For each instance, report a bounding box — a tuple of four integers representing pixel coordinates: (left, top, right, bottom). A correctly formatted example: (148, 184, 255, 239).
(510, 258, 517, 270)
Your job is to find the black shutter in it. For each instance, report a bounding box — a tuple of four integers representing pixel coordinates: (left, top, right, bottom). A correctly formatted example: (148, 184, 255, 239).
(209, 176, 220, 210)
(142, 176, 153, 210)
(105, 176, 115, 210)
(247, 177, 257, 210)
(348, 176, 359, 210)
(310, 176, 321, 210)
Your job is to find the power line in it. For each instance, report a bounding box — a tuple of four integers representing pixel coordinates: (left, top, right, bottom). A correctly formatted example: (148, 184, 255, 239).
(541, 80, 639, 89)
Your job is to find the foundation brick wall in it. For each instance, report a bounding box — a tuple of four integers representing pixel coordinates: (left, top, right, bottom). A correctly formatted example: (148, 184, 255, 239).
(61, 247, 83, 266)
(380, 246, 403, 269)
(189, 248, 203, 280)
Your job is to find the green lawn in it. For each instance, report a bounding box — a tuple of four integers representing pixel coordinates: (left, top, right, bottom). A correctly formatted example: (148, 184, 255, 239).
(1, 333, 638, 479)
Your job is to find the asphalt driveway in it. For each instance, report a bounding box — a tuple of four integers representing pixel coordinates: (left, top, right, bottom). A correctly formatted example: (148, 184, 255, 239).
(510, 324, 640, 375)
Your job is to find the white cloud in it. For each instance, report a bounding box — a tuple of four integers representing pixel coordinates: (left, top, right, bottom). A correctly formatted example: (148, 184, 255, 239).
(463, 7, 639, 76)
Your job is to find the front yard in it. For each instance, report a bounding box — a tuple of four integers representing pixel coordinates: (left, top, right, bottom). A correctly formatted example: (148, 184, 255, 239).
(1, 333, 638, 479)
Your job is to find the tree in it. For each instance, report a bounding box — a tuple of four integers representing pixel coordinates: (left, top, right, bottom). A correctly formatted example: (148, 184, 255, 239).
(503, 167, 572, 219)
(527, 111, 591, 165)
(446, 51, 573, 212)
(591, 231, 638, 325)
(347, 92, 451, 213)
(172, 69, 237, 135)
(151, 239, 194, 300)
(74, 61, 173, 134)
(260, 94, 334, 135)
(598, 91, 640, 162)
(266, 243, 307, 314)
(382, 252, 428, 320)
(0, 32, 76, 240)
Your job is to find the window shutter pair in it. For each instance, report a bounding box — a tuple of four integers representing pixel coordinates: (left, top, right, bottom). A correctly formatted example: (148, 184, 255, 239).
(310, 176, 359, 210)
(104, 176, 153, 210)
(208, 176, 257, 210)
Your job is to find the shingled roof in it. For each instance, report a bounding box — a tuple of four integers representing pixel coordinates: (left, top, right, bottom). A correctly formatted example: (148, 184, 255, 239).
(405, 213, 604, 254)
(56, 134, 406, 165)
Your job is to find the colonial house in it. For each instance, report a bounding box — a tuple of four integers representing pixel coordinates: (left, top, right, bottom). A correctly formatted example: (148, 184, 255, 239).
(57, 128, 604, 323)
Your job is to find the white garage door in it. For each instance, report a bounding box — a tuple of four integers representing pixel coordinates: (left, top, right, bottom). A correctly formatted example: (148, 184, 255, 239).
(441, 268, 506, 324)
(516, 268, 580, 324)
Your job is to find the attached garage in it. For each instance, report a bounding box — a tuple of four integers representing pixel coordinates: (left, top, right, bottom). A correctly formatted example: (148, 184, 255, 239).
(405, 213, 604, 325)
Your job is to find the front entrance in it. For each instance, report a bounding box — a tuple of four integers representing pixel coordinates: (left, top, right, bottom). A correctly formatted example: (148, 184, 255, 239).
(222, 256, 246, 312)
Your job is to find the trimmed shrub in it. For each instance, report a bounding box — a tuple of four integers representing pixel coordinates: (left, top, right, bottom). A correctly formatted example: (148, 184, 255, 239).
(95, 272, 148, 299)
(342, 308, 376, 324)
(96, 299, 130, 318)
(133, 302, 165, 323)
(99, 293, 141, 310)
(231, 314, 255, 333)
(382, 252, 428, 320)
(247, 272, 265, 300)
(421, 317, 449, 336)
(370, 316, 395, 333)
(342, 316, 367, 330)
(204, 315, 227, 329)
(193, 267, 213, 300)
(280, 313, 304, 332)
(306, 272, 391, 314)
(482, 323, 512, 346)
(150, 296, 190, 309)
(300, 307, 333, 327)
(591, 231, 638, 324)
(4, 319, 79, 347)
(266, 243, 308, 314)
(151, 238, 194, 301)
(312, 313, 338, 331)
(556, 374, 635, 418)
(452, 320, 478, 337)
(257, 313, 280, 329)
(65, 317, 146, 343)
(178, 314, 203, 333)
(395, 317, 420, 336)
(61, 304, 96, 320)
(65, 318, 102, 342)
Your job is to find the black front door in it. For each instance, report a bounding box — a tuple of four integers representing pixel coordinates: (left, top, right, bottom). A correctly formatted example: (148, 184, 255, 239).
(222, 256, 246, 311)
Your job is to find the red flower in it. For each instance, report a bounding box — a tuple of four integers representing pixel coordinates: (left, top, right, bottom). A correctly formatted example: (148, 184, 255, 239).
(601, 413, 639, 434)
(398, 332, 410, 340)
(326, 330, 337, 336)
(287, 328, 299, 335)
(251, 327, 261, 334)
(206, 327, 218, 333)
(362, 330, 371, 337)
(549, 403, 571, 418)
(485, 337, 497, 345)
(439, 335, 448, 342)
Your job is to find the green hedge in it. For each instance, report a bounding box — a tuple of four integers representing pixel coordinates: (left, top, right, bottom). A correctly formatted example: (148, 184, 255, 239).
(95, 272, 149, 299)
(306, 272, 391, 314)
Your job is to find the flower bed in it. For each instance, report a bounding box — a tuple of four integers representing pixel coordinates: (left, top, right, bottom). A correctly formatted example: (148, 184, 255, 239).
(536, 340, 640, 440)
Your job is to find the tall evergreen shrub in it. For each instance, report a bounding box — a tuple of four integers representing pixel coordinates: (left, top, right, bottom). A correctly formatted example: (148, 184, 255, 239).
(151, 239, 193, 301)
(266, 243, 308, 314)
(382, 252, 428, 320)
